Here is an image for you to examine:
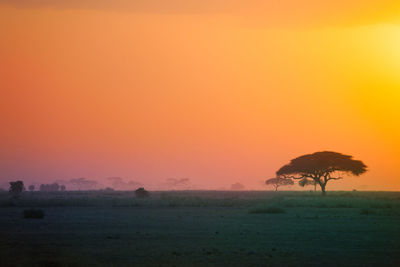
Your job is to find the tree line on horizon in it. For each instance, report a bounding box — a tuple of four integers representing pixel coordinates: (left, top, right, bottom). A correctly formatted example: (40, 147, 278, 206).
(4, 151, 367, 196)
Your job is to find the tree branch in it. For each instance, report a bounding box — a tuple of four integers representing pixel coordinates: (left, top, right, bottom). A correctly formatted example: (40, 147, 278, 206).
(281, 175, 307, 180)
(327, 176, 343, 180)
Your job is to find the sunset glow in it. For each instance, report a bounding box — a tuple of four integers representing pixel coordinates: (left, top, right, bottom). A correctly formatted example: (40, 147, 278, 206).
(1, 1, 399, 190)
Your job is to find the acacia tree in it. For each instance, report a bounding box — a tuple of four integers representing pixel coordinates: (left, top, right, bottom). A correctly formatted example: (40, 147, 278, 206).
(276, 151, 367, 195)
(265, 177, 294, 191)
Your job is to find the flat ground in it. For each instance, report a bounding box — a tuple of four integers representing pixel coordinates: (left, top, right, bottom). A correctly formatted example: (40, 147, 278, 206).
(0, 191, 399, 266)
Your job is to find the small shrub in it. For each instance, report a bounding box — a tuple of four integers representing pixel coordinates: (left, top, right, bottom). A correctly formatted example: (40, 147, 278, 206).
(249, 206, 286, 214)
(135, 187, 150, 198)
(23, 209, 45, 219)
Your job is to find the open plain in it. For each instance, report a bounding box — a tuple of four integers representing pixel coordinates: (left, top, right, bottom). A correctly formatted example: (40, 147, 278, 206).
(0, 191, 399, 266)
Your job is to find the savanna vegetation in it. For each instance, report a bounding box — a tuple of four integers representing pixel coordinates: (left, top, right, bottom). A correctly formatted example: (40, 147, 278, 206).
(0, 189, 399, 266)
(1, 152, 396, 266)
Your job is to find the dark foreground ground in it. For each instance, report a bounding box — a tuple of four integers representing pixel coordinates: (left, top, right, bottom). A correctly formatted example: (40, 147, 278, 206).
(0, 191, 399, 266)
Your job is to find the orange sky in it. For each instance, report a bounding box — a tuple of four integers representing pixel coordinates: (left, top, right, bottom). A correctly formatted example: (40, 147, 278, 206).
(1, 1, 399, 190)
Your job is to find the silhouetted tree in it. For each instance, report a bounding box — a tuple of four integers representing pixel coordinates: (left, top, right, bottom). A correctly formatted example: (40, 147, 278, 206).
(230, 183, 245, 190)
(165, 178, 190, 190)
(298, 178, 317, 191)
(107, 177, 142, 190)
(60, 185, 66, 191)
(28, 185, 35, 192)
(9, 181, 24, 198)
(69, 178, 98, 190)
(127, 180, 142, 189)
(40, 183, 60, 192)
(51, 183, 59, 191)
(107, 177, 124, 189)
(276, 151, 367, 195)
(265, 177, 294, 191)
(135, 187, 150, 198)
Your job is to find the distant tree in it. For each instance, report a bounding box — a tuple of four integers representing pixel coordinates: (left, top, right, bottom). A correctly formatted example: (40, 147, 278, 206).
(107, 177, 142, 190)
(40, 183, 60, 192)
(9, 181, 24, 198)
(276, 151, 367, 195)
(165, 178, 190, 190)
(107, 177, 124, 189)
(265, 177, 294, 191)
(69, 178, 98, 190)
(135, 187, 150, 198)
(127, 180, 142, 189)
(298, 178, 317, 191)
(28, 185, 35, 192)
(60, 185, 66, 191)
(230, 183, 245, 191)
(51, 183, 60, 191)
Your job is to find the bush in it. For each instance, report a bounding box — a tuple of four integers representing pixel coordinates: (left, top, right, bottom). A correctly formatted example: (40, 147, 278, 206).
(249, 206, 286, 214)
(135, 187, 150, 198)
(23, 209, 45, 219)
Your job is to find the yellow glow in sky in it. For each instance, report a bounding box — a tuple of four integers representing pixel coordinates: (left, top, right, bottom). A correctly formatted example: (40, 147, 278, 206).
(0, 2, 399, 190)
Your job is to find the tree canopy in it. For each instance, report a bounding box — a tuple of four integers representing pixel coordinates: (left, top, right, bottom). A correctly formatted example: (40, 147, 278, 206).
(266, 177, 294, 191)
(276, 151, 367, 194)
(9, 181, 24, 198)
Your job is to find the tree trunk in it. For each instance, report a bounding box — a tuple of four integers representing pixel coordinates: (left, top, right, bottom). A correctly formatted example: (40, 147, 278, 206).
(320, 183, 326, 195)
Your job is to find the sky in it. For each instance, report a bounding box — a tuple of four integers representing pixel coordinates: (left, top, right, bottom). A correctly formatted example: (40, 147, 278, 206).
(1, 1, 399, 190)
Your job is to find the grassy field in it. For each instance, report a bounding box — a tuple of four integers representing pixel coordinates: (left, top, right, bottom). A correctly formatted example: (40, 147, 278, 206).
(0, 191, 399, 266)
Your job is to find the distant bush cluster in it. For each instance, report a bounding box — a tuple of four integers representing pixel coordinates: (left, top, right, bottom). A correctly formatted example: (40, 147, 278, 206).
(39, 183, 66, 192)
(9, 181, 24, 198)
